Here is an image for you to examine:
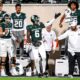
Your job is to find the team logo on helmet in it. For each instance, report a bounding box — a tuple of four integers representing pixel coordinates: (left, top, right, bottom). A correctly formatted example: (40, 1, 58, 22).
(31, 15, 39, 23)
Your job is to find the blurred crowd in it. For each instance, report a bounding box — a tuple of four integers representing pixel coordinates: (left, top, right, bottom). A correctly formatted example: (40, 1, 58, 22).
(0, 0, 79, 4)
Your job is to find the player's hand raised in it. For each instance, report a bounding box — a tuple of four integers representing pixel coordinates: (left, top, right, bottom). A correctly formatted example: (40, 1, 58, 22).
(59, 23, 63, 28)
(54, 13, 61, 19)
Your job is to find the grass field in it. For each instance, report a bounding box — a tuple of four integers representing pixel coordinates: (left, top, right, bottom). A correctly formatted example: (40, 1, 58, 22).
(0, 77, 80, 80)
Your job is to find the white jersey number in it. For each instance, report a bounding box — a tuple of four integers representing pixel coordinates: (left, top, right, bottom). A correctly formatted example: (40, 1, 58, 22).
(35, 30, 40, 38)
(15, 20, 23, 28)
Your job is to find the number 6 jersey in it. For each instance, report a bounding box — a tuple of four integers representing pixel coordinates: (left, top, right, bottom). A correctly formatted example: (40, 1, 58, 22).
(27, 22, 45, 42)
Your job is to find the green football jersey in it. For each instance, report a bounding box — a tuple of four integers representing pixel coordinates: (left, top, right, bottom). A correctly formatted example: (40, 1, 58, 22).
(70, 10, 80, 25)
(77, 10, 80, 25)
(0, 22, 12, 39)
(27, 22, 45, 42)
(11, 12, 26, 29)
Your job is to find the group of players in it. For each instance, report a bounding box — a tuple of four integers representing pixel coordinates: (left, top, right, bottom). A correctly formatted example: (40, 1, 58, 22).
(0, 1, 80, 77)
(0, 3, 60, 77)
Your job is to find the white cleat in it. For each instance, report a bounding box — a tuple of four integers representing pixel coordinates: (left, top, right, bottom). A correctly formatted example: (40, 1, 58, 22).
(10, 69, 18, 76)
(1, 72, 7, 77)
(18, 70, 24, 75)
(68, 75, 73, 78)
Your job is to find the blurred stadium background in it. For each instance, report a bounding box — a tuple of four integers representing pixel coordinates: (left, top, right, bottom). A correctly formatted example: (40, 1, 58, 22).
(0, 0, 79, 4)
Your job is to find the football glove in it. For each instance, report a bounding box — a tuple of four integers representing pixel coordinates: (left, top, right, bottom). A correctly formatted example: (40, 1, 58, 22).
(54, 12, 61, 19)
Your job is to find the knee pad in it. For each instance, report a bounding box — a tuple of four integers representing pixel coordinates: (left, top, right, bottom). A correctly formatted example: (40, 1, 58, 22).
(11, 57, 16, 64)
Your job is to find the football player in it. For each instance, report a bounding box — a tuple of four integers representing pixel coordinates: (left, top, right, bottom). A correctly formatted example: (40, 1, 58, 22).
(27, 13, 61, 76)
(27, 15, 45, 77)
(0, 3, 7, 75)
(59, 1, 79, 28)
(11, 4, 27, 65)
(59, 1, 79, 56)
(0, 14, 18, 76)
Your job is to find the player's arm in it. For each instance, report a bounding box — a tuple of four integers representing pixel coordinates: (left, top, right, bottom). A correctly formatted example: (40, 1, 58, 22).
(55, 31, 68, 48)
(23, 19, 27, 44)
(42, 28, 46, 42)
(0, 27, 4, 36)
(27, 30, 31, 43)
(0, 27, 8, 36)
(23, 13, 27, 36)
(24, 20, 27, 35)
(59, 14, 65, 28)
(56, 30, 68, 41)
(10, 18, 17, 41)
(45, 13, 61, 27)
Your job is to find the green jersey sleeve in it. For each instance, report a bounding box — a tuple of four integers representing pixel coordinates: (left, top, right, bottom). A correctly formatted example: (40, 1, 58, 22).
(40, 22, 45, 28)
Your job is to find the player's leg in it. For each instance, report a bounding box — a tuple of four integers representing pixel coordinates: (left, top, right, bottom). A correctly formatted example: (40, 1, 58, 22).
(20, 40, 24, 56)
(12, 31, 18, 57)
(39, 43, 46, 75)
(68, 51, 75, 76)
(1, 57, 7, 76)
(25, 44, 35, 76)
(46, 51, 50, 73)
(0, 57, 1, 74)
(28, 44, 35, 76)
(18, 31, 24, 57)
(10, 57, 18, 76)
(0, 41, 2, 74)
(7, 39, 18, 76)
(0, 40, 7, 76)
(76, 52, 80, 75)
(32, 46, 40, 75)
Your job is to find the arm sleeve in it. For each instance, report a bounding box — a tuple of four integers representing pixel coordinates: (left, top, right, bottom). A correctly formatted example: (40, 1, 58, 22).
(23, 13, 27, 35)
(42, 28, 45, 41)
(58, 31, 69, 40)
(24, 19, 27, 35)
(44, 18, 55, 27)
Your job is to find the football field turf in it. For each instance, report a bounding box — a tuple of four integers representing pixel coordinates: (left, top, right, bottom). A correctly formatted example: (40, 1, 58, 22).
(0, 77, 80, 80)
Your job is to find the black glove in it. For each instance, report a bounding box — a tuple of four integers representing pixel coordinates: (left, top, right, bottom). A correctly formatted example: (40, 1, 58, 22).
(54, 13, 61, 19)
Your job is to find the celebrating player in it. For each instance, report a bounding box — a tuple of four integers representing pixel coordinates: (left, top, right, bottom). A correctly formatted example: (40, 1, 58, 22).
(59, 1, 79, 28)
(27, 15, 46, 77)
(11, 3, 27, 58)
(11, 3, 27, 75)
